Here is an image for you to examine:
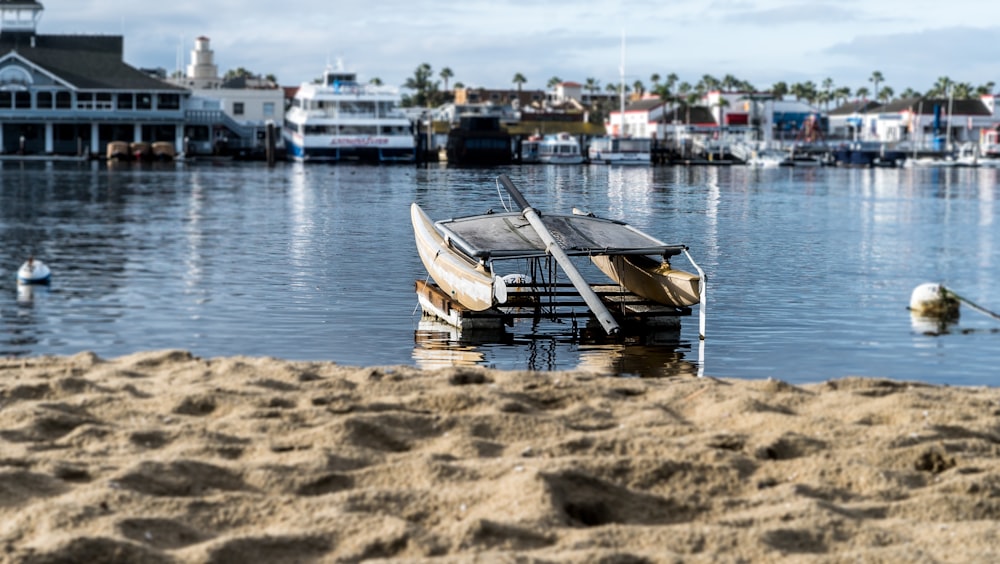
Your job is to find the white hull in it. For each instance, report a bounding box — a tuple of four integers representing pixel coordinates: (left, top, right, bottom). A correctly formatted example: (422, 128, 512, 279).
(591, 254, 700, 307)
(411, 203, 497, 311)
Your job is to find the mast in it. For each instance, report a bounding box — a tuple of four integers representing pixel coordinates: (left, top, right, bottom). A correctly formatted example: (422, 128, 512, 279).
(619, 30, 625, 135)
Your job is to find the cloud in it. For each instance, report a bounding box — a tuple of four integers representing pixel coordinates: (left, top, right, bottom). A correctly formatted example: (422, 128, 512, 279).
(824, 26, 1000, 90)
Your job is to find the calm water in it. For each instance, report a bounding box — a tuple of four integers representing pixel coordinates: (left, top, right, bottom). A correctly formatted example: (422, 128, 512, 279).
(2, 160, 998, 385)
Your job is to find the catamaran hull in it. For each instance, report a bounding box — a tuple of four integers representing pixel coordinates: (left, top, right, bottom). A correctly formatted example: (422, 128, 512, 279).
(591, 254, 700, 307)
(411, 203, 497, 311)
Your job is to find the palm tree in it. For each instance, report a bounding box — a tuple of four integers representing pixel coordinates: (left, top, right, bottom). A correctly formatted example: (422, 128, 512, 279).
(402, 62, 438, 107)
(512, 73, 527, 93)
(547, 76, 562, 89)
(584, 77, 600, 103)
(869, 71, 884, 103)
(878, 86, 894, 103)
(928, 76, 952, 98)
(632, 80, 645, 98)
(369, 77, 383, 86)
(855, 86, 870, 100)
(771, 81, 789, 99)
(439, 67, 454, 91)
(665, 73, 679, 93)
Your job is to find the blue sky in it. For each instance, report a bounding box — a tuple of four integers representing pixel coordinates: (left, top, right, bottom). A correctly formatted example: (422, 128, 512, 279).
(37, 0, 1000, 96)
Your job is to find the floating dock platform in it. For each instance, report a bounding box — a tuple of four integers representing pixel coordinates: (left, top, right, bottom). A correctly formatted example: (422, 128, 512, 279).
(415, 279, 691, 338)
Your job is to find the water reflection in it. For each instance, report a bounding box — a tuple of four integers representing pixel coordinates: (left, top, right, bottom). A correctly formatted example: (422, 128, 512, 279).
(412, 317, 699, 378)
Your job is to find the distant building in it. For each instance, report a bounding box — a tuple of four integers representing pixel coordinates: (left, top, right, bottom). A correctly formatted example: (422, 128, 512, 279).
(169, 36, 283, 155)
(0, 0, 188, 156)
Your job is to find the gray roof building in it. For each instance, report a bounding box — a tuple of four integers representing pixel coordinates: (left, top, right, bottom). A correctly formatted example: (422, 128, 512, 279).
(0, 0, 188, 157)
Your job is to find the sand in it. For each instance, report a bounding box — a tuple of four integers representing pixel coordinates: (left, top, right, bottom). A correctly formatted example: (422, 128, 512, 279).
(2, 350, 999, 563)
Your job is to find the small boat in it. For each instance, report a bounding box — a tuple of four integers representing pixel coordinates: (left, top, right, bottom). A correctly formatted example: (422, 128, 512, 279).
(130, 141, 152, 161)
(445, 115, 512, 166)
(519, 135, 541, 163)
(17, 257, 51, 284)
(412, 174, 704, 336)
(151, 141, 177, 161)
(538, 132, 584, 164)
(106, 140, 131, 161)
(745, 149, 789, 168)
(587, 136, 651, 165)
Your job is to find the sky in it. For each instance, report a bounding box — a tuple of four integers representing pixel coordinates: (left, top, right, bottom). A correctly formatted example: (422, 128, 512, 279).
(34, 0, 1000, 96)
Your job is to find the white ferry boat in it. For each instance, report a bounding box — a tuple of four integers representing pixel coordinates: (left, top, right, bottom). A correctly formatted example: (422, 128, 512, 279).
(283, 64, 415, 162)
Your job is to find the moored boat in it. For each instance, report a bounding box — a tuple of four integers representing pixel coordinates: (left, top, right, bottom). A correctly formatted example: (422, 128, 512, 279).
(445, 115, 512, 166)
(411, 174, 704, 336)
(587, 136, 651, 165)
(151, 141, 177, 161)
(283, 62, 416, 163)
(106, 140, 130, 161)
(538, 132, 583, 164)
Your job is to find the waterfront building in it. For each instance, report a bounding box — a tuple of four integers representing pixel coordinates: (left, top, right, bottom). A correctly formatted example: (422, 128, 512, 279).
(170, 36, 284, 156)
(0, 0, 188, 157)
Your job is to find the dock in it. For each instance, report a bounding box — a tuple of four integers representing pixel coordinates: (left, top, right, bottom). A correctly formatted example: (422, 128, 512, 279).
(415, 279, 691, 339)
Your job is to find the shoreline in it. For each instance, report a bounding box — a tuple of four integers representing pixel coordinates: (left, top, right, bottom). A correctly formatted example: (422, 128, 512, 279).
(2, 349, 999, 562)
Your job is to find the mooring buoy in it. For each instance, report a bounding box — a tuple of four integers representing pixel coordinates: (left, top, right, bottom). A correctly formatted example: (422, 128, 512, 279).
(908, 283, 960, 319)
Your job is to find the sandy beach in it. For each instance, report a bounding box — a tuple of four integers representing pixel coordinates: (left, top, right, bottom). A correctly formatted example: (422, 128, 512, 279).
(2, 350, 999, 563)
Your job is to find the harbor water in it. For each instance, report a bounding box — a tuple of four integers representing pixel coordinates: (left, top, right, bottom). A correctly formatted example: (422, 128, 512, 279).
(2, 160, 998, 386)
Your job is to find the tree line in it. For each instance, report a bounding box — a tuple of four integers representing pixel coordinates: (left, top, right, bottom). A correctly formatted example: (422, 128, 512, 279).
(397, 63, 997, 112)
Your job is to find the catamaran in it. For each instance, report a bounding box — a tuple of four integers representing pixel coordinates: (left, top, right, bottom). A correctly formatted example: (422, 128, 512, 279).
(411, 174, 704, 337)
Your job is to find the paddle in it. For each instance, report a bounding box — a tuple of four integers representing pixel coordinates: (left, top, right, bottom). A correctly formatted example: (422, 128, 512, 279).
(497, 174, 621, 336)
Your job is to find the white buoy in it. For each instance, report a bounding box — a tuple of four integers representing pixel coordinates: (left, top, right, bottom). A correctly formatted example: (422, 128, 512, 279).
(16, 257, 51, 285)
(909, 283, 959, 319)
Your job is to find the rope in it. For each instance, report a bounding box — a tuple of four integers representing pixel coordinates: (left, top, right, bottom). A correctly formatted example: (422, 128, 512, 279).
(495, 178, 512, 212)
(942, 286, 1000, 322)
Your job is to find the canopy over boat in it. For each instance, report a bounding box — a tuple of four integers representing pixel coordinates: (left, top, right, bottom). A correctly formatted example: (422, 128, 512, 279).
(435, 211, 688, 262)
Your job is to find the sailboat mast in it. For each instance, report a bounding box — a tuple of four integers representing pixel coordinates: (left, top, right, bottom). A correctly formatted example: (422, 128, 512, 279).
(619, 31, 625, 134)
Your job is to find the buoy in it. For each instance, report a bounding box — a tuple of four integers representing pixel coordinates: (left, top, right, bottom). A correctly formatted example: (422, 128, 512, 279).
(909, 283, 960, 319)
(16, 257, 51, 285)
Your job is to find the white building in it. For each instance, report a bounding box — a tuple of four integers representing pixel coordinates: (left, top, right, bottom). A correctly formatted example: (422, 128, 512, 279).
(170, 36, 284, 154)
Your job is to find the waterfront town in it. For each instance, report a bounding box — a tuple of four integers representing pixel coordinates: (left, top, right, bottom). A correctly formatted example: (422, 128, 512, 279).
(3, 0, 1000, 166)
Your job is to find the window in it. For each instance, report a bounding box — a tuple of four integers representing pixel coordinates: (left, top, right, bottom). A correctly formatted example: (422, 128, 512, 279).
(56, 91, 71, 109)
(37, 91, 53, 109)
(263, 102, 275, 117)
(95, 92, 113, 110)
(0, 92, 10, 109)
(118, 93, 134, 110)
(136, 93, 152, 110)
(157, 93, 180, 110)
(76, 92, 93, 109)
(15, 91, 33, 109)
(233, 102, 244, 116)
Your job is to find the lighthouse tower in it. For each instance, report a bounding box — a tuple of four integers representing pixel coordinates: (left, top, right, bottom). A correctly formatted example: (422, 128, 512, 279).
(0, 0, 44, 39)
(185, 36, 220, 89)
